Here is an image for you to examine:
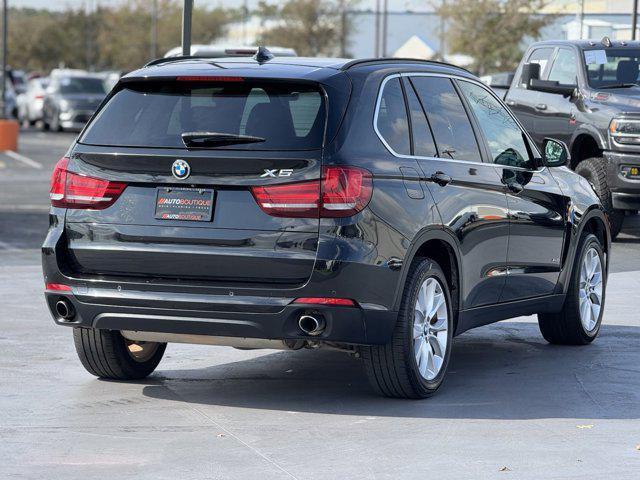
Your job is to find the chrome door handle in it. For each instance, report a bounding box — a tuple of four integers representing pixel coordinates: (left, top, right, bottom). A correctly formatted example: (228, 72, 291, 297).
(430, 171, 452, 187)
(535, 103, 547, 111)
(506, 100, 516, 106)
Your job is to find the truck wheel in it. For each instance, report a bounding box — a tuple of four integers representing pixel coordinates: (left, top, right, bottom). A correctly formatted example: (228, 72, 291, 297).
(362, 258, 453, 399)
(538, 233, 606, 345)
(73, 328, 166, 380)
(575, 157, 624, 239)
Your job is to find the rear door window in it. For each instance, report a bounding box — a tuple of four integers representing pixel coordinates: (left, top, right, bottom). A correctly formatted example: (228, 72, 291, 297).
(403, 78, 437, 157)
(375, 77, 411, 155)
(410, 76, 481, 162)
(80, 81, 326, 150)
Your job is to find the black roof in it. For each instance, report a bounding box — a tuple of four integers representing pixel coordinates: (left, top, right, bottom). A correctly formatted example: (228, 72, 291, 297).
(530, 39, 640, 50)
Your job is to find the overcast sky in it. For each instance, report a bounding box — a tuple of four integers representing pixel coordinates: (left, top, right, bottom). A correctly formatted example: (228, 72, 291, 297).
(13, 0, 434, 12)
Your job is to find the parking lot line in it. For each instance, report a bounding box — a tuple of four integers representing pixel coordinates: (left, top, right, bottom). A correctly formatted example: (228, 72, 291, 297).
(3, 150, 43, 169)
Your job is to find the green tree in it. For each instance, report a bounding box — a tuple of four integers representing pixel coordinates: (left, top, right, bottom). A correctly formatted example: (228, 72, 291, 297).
(6, 1, 237, 73)
(437, 0, 552, 75)
(96, 0, 235, 71)
(256, 0, 358, 57)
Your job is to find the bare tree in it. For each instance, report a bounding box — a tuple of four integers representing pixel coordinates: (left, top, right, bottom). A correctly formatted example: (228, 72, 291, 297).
(437, 0, 552, 75)
(256, 0, 358, 57)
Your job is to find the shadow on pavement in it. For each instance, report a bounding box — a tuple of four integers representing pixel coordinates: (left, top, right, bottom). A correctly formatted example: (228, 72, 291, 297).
(141, 321, 640, 420)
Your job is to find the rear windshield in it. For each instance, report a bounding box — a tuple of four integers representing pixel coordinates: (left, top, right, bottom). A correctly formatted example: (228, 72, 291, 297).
(59, 77, 107, 94)
(80, 80, 326, 150)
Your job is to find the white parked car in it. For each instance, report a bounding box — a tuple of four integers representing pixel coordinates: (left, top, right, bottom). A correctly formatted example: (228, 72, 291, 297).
(17, 77, 49, 126)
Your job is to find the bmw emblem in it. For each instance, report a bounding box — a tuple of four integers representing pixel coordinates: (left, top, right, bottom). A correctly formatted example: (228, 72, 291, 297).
(172, 159, 190, 180)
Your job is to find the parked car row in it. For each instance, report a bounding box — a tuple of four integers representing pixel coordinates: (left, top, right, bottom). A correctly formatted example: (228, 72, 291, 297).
(13, 69, 118, 132)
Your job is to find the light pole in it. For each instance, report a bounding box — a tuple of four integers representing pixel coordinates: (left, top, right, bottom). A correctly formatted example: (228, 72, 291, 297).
(182, 0, 193, 56)
(151, 0, 158, 59)
(1, 0, 7, 120)
(381, 0, 388, 57)
(633, 0, 638, 41)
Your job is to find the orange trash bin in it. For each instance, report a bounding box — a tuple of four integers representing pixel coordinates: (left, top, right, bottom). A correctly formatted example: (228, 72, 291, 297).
(0, 119, 19, 151)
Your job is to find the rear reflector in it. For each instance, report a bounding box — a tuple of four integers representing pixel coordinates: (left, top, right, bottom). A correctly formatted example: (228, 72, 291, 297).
(50, 157, 127, 209)
(293, 297, 356, 307)
(251, 166, 372, 218)
(45, 283, 72, 292)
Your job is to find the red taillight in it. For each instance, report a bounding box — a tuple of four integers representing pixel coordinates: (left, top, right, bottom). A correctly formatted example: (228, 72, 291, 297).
(251, 180, 320, 218)
(293, 297, 356, 307)
(251, 166, 372, 218)
(50, 157, 127, 209)
(34, 94, 44, 100)
(45, 283, 71, 292)
(321, 166, 372, 217)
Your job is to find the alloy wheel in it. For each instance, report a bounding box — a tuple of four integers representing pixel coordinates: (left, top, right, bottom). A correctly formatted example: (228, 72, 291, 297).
(579, 246, 603, 332)
(413, 277, 449, 381)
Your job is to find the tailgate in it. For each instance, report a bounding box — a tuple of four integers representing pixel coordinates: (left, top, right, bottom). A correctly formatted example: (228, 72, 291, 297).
(61, 78, 327, 286)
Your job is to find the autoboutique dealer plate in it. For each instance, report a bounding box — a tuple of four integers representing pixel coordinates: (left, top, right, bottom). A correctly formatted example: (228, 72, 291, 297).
(154, 187, 215, 222)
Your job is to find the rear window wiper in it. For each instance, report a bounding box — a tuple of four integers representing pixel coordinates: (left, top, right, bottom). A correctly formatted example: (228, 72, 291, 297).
(597, 83, 638, 89)
(181, 131, 266, 148)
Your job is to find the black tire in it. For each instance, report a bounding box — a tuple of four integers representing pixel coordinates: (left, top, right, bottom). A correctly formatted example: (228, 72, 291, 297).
(538, 233, 606, 345)
(575, 157, 624, 239)
(362, 258, 454, 399)
(41, 120, 50, 131)
(73, 328, 166, 380)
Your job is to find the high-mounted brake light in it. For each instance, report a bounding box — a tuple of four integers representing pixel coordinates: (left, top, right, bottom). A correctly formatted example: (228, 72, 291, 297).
(293, 297, 356, 307)
(50, 157, 127, 210)
(175, 76, 244, 82)
(251, 166, 372, 218)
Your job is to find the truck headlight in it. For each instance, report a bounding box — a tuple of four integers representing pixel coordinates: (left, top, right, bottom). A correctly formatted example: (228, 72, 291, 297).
(609, 118, 640, 145)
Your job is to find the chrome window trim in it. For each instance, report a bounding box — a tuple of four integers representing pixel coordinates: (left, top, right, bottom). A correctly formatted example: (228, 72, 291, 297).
(373, 71, 545, 173)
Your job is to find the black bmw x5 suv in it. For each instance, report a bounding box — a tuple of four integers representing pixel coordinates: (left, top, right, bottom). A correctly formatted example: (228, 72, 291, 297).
(43, 54, 610, 398)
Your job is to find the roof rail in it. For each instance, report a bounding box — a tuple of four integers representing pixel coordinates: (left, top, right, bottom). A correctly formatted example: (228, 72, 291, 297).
(340, 57, 472, 74)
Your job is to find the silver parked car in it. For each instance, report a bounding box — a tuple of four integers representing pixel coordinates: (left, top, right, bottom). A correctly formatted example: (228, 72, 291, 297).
(42, 75, 107, 131)
(17, 77, 49, 126)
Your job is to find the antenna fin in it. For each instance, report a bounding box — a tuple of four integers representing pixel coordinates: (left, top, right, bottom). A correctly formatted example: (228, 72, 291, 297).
(254, 46, 275, 64)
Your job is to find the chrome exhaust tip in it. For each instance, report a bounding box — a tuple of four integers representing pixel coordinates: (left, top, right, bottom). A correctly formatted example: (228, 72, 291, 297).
(55, 299, 75, 321)
(298, 314, 326, 336)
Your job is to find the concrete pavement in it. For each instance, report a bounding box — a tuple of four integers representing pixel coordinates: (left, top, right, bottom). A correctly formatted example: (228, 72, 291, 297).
(0, 129, 639, 479)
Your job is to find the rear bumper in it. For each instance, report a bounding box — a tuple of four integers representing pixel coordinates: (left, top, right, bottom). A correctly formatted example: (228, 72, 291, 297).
(44, 288, 396, 345)
(42, 212, 402, 346)
(604, 151, 640, 209)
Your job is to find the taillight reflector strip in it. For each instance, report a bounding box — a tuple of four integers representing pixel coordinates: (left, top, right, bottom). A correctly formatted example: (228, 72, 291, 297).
(293, 297, 356, 307)
(50, 157, 127, 210)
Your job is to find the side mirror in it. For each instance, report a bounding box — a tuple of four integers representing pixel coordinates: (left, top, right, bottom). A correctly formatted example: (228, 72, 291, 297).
(542, 138, 570, 167)
(521, 62, 540, 86)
